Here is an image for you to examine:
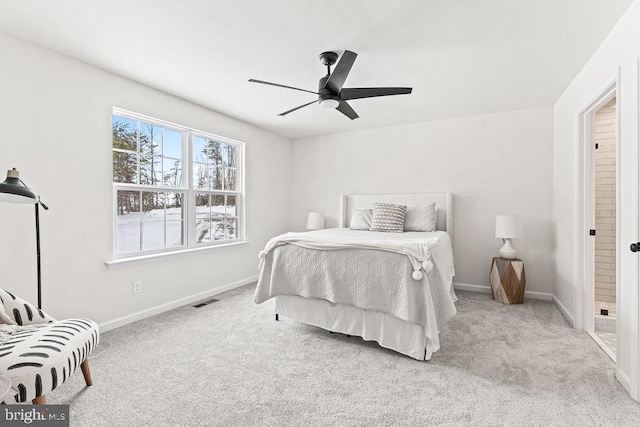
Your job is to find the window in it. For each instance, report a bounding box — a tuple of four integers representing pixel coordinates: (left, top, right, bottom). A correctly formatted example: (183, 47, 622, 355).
(112, 109, 243, 258)
(193, 135, 239, 243)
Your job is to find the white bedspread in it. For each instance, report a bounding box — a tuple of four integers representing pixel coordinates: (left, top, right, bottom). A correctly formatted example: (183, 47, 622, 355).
(258, 231, 439, 277)
(254, 228, 457, 354)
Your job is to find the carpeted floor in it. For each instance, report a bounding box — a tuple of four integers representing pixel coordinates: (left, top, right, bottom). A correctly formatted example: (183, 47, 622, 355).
(49, 285, 640, 426)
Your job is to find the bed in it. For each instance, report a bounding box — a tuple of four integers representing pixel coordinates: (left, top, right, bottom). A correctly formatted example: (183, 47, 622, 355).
(254, 192, 456, 360)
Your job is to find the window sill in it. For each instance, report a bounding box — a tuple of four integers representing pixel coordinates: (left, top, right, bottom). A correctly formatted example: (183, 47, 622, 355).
(105, 240, 251, 269)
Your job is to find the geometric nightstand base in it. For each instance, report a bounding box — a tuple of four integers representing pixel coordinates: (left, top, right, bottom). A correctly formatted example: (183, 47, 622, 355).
(490, 257, 526, 304)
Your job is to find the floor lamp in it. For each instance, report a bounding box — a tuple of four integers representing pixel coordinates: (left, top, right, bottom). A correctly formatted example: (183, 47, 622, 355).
(0, 168, 48, 309)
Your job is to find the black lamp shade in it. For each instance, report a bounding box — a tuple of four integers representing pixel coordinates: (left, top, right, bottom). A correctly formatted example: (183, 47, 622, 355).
(0, 169, 38, 204)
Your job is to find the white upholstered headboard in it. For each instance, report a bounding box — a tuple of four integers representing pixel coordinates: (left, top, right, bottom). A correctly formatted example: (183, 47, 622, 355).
(339, 192, 453, 237)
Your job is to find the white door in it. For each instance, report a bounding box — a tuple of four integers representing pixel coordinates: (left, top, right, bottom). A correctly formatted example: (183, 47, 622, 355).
(616, 60, 640, 400)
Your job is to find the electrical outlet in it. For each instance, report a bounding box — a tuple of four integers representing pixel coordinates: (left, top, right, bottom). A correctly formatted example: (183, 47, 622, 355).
(132, 281, 142, 294)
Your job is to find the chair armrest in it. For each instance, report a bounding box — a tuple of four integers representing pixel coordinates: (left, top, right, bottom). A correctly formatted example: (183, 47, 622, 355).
(0, 374, 12, 404)
(0, 288, 55, 325)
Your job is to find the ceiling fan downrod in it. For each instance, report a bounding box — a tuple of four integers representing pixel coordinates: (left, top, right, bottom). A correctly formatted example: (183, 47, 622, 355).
(319, 51, 339, 76)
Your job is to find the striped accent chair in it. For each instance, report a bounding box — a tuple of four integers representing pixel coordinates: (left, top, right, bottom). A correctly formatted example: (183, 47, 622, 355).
(0, 288, 99, 404)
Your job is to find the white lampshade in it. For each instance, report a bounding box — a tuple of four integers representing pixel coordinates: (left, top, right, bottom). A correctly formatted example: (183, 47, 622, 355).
(306, 212, 325, 230)
(495, 215, 523, 239)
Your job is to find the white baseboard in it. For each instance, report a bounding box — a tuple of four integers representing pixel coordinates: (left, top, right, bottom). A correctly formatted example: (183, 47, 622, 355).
(617, 368, 631, 393)
(453, 282, 553, 301)
(552, 295, 574, 326)
(525, 290, 554, 301)
(99, 275, 258, 333)
(453, 282, 492, 294)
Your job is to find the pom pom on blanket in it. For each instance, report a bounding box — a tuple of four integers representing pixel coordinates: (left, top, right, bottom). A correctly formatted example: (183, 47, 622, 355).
(422, 260, 433, 272)
(258, 251, 267, 259)
(412, 270, 424, 281)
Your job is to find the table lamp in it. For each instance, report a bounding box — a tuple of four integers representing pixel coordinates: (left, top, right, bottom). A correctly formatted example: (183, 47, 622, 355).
(306, 212, 324, 230)
(495, 215, 522, 260)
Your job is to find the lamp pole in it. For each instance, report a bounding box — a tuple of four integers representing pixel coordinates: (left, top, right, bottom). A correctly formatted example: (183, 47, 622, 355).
(35, 203, 41, 309)
(32, 193, 48, 310)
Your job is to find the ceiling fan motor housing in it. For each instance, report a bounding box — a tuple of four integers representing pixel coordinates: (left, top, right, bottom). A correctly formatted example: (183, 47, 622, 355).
(318, 75, 339, 104)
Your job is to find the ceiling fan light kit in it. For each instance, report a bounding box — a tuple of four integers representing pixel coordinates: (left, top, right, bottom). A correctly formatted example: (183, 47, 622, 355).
(249, 50, 412, 119)
(319, 98, 340, 109)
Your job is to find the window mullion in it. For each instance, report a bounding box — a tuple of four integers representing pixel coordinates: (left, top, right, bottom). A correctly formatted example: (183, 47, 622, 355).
(112, 185, 118, 257)
(163, 190, 167, 249)
(136, 121, 141, 185)
(138, 190, 143, 253)
(187, 129, 196, 247)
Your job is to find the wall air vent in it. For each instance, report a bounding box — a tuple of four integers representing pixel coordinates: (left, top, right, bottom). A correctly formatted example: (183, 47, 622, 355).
(193, 298, 220, 308)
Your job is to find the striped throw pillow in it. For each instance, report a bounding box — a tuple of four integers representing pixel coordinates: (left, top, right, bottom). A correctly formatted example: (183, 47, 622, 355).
(370, 202, 407, 232)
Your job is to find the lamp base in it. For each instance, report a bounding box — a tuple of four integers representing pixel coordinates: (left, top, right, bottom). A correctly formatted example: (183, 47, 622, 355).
(499, 238, 518, 260)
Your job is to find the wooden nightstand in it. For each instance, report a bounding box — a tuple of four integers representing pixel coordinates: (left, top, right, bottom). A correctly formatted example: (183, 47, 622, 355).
(490, 257, 526, 304)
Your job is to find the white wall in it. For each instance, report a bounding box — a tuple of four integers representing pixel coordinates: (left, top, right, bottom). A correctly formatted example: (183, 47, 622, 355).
(0, 32, 291, 326)
(553, 0, 640, 397)
(291, 107, 554, 294)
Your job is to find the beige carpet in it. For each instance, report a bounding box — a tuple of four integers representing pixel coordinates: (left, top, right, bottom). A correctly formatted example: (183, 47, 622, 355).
(48, 285, 640, 426)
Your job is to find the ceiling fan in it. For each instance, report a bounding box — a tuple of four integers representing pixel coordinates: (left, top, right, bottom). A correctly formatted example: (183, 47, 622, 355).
(249, 50, 412, 120)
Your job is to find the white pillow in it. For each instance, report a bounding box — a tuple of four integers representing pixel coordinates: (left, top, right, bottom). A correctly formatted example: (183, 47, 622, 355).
(349, 208, 373, 230)
(404, 203, 437, 232)
(370, 202, 407, 233)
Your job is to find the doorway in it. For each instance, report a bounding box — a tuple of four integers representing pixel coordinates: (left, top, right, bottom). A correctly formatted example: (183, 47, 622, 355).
(575, 82, 618, 363)
(592, 96, 617, 359)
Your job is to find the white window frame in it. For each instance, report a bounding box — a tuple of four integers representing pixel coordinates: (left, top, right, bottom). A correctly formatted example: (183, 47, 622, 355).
(112, 108, 245, 260)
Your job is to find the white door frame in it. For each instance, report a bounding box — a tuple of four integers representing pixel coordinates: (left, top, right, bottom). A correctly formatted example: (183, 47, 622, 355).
(575, 80, 617, 334)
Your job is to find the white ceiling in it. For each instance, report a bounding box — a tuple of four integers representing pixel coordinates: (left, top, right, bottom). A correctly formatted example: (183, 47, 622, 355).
(0, 0, 633, 139)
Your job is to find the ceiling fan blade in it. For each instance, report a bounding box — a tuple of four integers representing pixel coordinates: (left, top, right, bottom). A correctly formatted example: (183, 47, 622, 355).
(278, 100, 318, 116)
(336, 101, 359, 120)
(324, 50, 357, 94)
(249, 79, 318, 95)
(340, 87, 413, 100)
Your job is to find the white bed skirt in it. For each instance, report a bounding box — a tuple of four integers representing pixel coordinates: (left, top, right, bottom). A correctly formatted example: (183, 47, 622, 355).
(275, 295, 434, 360)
